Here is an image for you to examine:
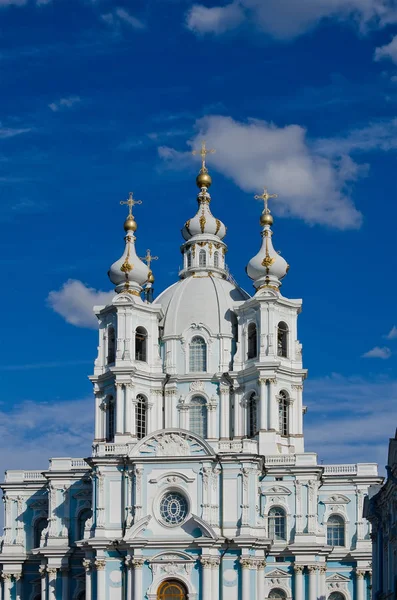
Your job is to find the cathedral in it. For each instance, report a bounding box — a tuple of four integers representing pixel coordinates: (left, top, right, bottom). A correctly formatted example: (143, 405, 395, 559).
(0, 145, 381, 600)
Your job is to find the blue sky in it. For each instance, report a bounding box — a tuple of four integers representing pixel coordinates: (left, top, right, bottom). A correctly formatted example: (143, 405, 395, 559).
(1, 0, 397, 486)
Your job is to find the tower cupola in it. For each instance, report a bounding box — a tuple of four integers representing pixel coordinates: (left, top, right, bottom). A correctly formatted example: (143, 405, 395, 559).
(246, 188, 289, 293)
(108, 192, 150, 295)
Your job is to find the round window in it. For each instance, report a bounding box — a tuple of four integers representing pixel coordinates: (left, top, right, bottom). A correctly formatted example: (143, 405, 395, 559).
(159, 491, 189, 526)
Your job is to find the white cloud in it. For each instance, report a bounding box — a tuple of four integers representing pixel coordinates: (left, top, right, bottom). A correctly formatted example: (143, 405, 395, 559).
(314, 118, 397, 156)
(159, 115, 364, 229)
(186, 2, 244, 34)
(385, 325, 397, 339)
(47, 279, 114, 328)
(304, 374, 397, 468)
(186, 0, 397, 40)
(0, 123, 31, 138)
(101, 8, 145, 32)
(375, 34, 397, 64)
(48, 96, 81, 112)
(362, 346, 392, 358)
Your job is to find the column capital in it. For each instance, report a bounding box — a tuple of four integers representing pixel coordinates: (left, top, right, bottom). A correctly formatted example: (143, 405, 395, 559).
(239, 557, 256, 569)
(356, 569, 366, 579)
(307, 564, 319, 573)
(125, 555, 133, 569)
(94, 559, 106, 571)
(132, 558, 145, 569)
(38, 565, 47, 578)
(200, 557, 213, 569)
(318, 565, 327, 574)
(294, 564, 305, 573)
(82, 559, 92, 572)
(1, 572, 13, 581)
(47, 567, 58, 576)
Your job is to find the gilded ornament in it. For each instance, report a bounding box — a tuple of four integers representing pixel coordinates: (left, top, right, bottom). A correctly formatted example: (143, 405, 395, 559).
(208, 242, 213, 256)
(215, 219, 221, 235)
(262, 255, 275, 269)
(192, 141, 215, 188)
(184, 220, 191, 235)
(199, 215, 206, 233)
(120, 260, 133, 273)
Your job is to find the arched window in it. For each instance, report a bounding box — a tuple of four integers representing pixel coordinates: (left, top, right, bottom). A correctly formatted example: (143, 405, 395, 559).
(247, 322, 257, 359)
(247, 393, 257, 438)
(187, 251, 192, 268)
(329, 594, 345, 600)
(268, 506, 286, 541)
(327, 514, 345, 546)
(189, 336, 207, 372)
(33, 517, 47, 548)
(199, 249, 206, 267)
(269, 589, 287, 599)
(77, 508, 92, 540)
(189, 396, 208, 438)
(106, 398, 115, 442)
(277, 321, 288, 358)
(107, 326, 115, 364)
(135, 327, 147, 362)
(136, 394, 147, 439)
(278, 390, 289, 436)
(157, 580, 187, 600)
(214, 251, 219, 268)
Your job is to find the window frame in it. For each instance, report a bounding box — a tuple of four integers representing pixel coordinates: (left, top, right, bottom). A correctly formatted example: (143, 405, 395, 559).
(198, 249, 206, 267)
(278, 390, 289, 436)
(157, 579, 188, 600)
(189, 336, 207, 372)
(106, 397, 115, 442)
(327, 514, 345, 547)
(268, 506, 287, 541)
(277, 321, 288, 358)
(77, 508, 92, 541)
(247, 392, 258, 438)
(247, 322, 258, 360)
(189, 395, 208, 438)
(136, 394, 147, 440)
(135, 326, 148, 362)
(268, 589, 287, 600)
(33, 516, 48, 548)
(107, 326, 116, 364)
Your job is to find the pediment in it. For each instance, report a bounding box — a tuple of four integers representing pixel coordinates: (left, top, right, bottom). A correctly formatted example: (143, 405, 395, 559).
(262, 486, 292, 496)
(326, 573, 350, 582)
(323, 495, 351, 504)
(150, 551, 194, 563)
(131, 429, 215, 458)
(124, 515, 152, 540)
(266, 568, 290, 578)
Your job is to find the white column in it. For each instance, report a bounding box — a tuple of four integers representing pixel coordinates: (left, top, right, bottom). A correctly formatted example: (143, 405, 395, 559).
(256, 560, 266, 600)
(356, 569, 365, 600)
(308, 565, 318, 600)
(39, 566, 47, 600)
(47, 568, 57, 600)
(116, 383, 125, 434)
(95, 559, 106, 600)
(2, 575, 11, 600)
(234, 390, 243, 437)
(125, 556, 133, 600)
(83, 560, 92, 600)
(319, 565, 327, 600)
(268, 379, 278, 430)
(240, 559, 250, 599)
(179, 406, 189, 429)
(211, 558, 220, 600)
(125, 384, 133, 434)
(219, 385, 230, 438)
(294, 565, 304, 600)
(201, 558, 212, 598)
(208, 404, 217, 439)
(61, 567, 69, 600)
(132, 558, 144, 599)
(259, 379, 268, 430)
(94, 392, 103, 440)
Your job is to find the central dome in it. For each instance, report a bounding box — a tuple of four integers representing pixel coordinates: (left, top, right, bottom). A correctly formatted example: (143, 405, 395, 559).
(155, 275, 249, 337)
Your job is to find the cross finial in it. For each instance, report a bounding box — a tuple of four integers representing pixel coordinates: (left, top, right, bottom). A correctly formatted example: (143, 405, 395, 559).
(140, 248, 158, 268)
(254, 188, 278, 214)
(120, 192, 142, 217)
(192, 140, 215, 173)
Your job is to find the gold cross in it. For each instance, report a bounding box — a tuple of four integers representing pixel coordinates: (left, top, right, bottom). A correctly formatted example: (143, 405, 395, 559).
(192, 141, 215, 172)
(254, 188, 278, 213)
(120, 192, 142, 217)
(140, 249, 158, 268)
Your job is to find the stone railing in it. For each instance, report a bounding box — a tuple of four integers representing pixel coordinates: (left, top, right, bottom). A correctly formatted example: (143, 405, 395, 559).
(217, 439, 258, 453)
(265, 455, 296, 466)
(323, 464, 357, 475)
(93, 443, 130, 457)
(4, 470, 46, 483)
(49, 458, 89, 471)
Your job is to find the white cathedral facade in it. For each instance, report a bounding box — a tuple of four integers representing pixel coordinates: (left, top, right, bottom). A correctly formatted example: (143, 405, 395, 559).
(0, 148, 381, 600)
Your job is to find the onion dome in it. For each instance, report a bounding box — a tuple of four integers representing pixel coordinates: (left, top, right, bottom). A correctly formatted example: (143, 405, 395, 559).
(181, 142, 226, 241)
(108, 192, 150, 295)
(246, 188, 289, 293)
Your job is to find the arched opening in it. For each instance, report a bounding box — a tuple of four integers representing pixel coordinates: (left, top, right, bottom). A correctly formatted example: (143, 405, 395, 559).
(327, 514, 345, 546)
(33, 517, 47, 548)
(328, 593, 345, 600)
(135, 327, 148, 362)
(77, 508, 92, 540)
(199, 249, 206, 267)
(268, 506, 287, 541)
(189, 336, 207, 372)
(189, 396, 208, 438)
(136, 394, 147, 439)
(157, 580, 187, 600)
(107, 326, 115, 364)
(247, 322, 257, 360)
(106, 398, 115, 442)
(277, 321, 288, 358)
(187, 251, 192, 268)
(269, 589, 287, 599)
(247, 393, 257, 438)
(214, 251, 219, 268)
(278, 390, 289, 436)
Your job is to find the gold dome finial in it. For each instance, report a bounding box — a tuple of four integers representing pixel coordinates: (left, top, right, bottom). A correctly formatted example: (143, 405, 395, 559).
(140, 248, 158, 283)
(192, 140, 215, 188)
(255, 188, 278, 226)
(120, 191, 142, 231)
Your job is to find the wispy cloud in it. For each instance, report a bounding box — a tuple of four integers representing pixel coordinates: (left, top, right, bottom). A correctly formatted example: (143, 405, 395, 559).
(101, 7, 145, 33)
(385, 325, 397, 339)
(314, 118, 397, 156)
(47, 279, 114, 328)
(0, 122, 31, 139)
(375, 34, 397, 64)
(159, 115, 364, 230)
(48, 96, 81, 112)
(186, 0, 397, 40)
(362, 346, 392, 359)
